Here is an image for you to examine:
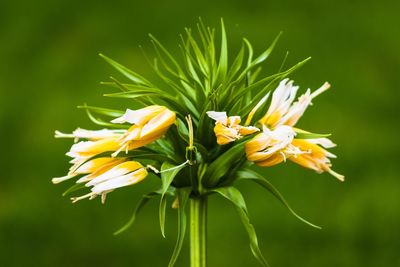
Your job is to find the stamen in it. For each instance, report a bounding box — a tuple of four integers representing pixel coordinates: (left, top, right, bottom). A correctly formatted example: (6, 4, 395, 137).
(112, 143, 127, 158)
(245, 92, 270, 125)
(185, 115, 194, 148)
(54, 130, 75, 139)
(327, 168, 345, 181)
(280, 151, 287, 162)
(52, 174, 77, 184)
(147, 165, 160, 174)
(70, 192, 94, 203)
(172, 196, 179, 209)
(101, 193, 107, 204)
(311, 82, 331, 99)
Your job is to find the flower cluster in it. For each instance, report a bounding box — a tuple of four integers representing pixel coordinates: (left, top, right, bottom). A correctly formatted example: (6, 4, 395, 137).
(206, 78, 343, 181)
(232, 79, 342, 180)
(53, 105, 176, 202)
(53, 20, 344, 267)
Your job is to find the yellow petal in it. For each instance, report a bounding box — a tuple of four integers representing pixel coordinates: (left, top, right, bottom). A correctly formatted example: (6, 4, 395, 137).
(214, 123, 238, 145)
(238, 126, 259, 136)
(256, 154, 285, 167)
(140, 109, 176, 140)
(112, 105, 166, 125)
(67, 137, 121, 158)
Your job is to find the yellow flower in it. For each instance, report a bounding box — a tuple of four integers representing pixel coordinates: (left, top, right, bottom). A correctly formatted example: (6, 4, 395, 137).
(245, 125, 299, 166)
(259, 79, 330, 128)
(245, 126, 344, 181)
(111, 105, 176, 156)
(52, 157, 125, 184)
(207, 111, 259, 145)
(289, 139, 344, 181)
(55, 129, 129, 172)
(74, 161, 148, 203)
(55, 128, 124, 142)
(53, 157, 148, 203)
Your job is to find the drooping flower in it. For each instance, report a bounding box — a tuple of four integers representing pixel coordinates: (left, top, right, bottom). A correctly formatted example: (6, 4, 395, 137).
(245, 125, 301, 166)
(245, 79, 343, 180)
(207, 111, 259, 145)
(289, 138, 344, 181)
(55, 129, 128, 173)
(259, 79, 331, 128)
(52, 157, 125, 184)
(71, 161, 148, 203)
(53, 106, 175, 203)
(111, 105, 176, 156)
(53, 157, 148, 203)
(55, 128, 125, 142)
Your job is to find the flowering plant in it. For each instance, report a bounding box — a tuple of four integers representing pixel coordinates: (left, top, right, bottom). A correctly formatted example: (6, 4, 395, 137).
(53, 19, 343, 267)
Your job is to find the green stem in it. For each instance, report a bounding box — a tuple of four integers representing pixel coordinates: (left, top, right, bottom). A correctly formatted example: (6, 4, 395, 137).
(190, 196, 207, 267)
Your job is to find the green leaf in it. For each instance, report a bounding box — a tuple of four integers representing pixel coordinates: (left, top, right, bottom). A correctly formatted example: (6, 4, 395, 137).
(185, 29, 209, 77)
(62, 183, 86, 197)
(159, 161, 188, 237)
(103, 91, 158, 99)
(203, 141, 246, 187)
(294, 128, 331, 139)
(216, 18, 228, 83)
(84, 108, 128, 129)
(149, 58, 198, 111)
(237, 57, 311, 116)
(175, 118, 189, 143)
(252, 32, 282, 66)
(148, 34, 187, 80)
(223, 42, 245, 86)
(77, 104, 124, 117)
(99, 53, 152, 86)
(168, 188, 191, 267)
(213, 187, 269, 267)
(235, 169, 321, 229)
(114, 190, 161, 235)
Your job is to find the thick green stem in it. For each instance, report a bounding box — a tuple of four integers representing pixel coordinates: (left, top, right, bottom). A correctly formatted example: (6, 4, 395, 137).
(190, 196, 207, 267)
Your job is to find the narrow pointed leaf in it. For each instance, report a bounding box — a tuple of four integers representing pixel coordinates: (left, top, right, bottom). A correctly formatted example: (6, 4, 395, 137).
(203, 141, 247, 187)
(213, 187, 269, 267)
(84, 109, 128, 129)
(252, 32, 282, 65)
(168, 188, 191, 267)
(114, 190, 162, 235)
(237, 57, 311, 116)
(294, 128, 331, 139)
(62, 183, 86, 197)
(235, 169, 321, 229)
(77, 104, 124, 117)
(159, 161, 188, 237)
(99, 53, 152, 86)
(216, 18, 228, 82)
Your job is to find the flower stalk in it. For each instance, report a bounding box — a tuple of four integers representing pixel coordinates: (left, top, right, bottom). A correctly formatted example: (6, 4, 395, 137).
(190, 196, 207, 267)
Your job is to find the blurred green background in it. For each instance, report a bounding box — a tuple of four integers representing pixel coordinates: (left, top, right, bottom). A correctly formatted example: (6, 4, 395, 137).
(1, 0, 399, 266)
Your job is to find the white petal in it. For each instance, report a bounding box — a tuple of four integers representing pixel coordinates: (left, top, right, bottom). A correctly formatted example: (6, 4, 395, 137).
(307, 138, 336, 148)
(228, 116, 241, 127)
(72, 128, 124, 140)
(111, 106, 165, 125)
(90, 169, 146, 194)
(54, 130, 75, 138)
(86, 161, 141, 186)
(111, 109, 136, 124)
(206, 111, 228, 124)
(311, 82, 331, 99)
(52, 174, 77, 184)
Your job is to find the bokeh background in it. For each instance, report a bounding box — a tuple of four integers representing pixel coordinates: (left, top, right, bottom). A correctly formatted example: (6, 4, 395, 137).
(1, 0, 399, 266)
